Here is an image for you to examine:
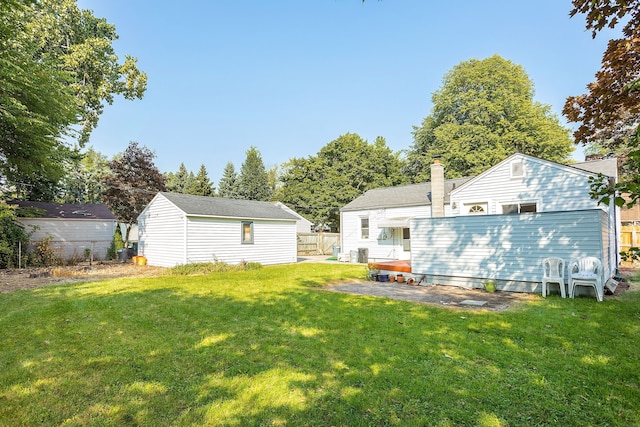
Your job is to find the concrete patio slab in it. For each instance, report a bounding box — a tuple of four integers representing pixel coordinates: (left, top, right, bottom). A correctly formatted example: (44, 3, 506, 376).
(322, 281, 538, 311)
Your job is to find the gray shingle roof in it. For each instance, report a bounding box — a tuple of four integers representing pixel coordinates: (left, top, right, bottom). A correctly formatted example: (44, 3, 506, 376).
(11, 201, 116, 220)
(160, 192, 298, 221)
(341, 156, 620, 213)
(571, 158, 618, 178)
(341, 177, 472, 212)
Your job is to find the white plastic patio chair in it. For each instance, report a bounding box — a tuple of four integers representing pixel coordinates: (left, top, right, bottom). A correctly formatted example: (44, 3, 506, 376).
(569, 257, 604, 302)
(542, 257, 566, 298)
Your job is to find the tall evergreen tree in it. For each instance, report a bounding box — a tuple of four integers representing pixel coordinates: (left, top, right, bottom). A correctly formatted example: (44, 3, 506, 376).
(238, 147, 271, 201)
(191, 164, 215, 196)
(218, 162, 240, 199)
(405, 55, 574, 181)
(166, 163, 191, 193)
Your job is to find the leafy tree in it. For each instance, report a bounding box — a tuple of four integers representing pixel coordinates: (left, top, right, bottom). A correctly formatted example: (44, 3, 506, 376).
(22, 0, 147, 145)
(218, 162, 240, 199)
(564, 0, 640, 262)
(100, 142, 166, 246)
(238, 146, 272, 201)
(0, 0, 78, 193)
(406, 55, 574, 181)
(191, 164, 215, 196)
(277, 133, 407, 231)
(564, 1, 640, 208)
(0, 0, 146, 198)
(59, 147, 110, 204)
(267, 165, 280, 196)
(0, 201, 31, 269)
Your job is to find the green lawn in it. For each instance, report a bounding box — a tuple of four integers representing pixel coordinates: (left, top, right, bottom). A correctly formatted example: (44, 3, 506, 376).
(1, 263, 639, 426)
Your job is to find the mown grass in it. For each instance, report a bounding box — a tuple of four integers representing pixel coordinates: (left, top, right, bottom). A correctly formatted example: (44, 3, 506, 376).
(0, 263, 639, 426)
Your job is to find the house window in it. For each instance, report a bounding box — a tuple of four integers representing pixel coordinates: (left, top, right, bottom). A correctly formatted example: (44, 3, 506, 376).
(502, 204, 518, 214)
(501, 202, 537, 214)
(402, 227, 411, 252)
(360, 217, 369, 239)
(510, 160, 525, 179)
(468, 205, 486, 214)
(241, 221, 254, 244)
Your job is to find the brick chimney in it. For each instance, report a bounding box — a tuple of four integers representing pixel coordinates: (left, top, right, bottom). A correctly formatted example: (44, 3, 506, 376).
(431, 157, 445, 218)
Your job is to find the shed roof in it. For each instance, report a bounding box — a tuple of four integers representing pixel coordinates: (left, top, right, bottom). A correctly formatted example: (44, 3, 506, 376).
(159, 192, 298, 221)
(11, 201, 116, 220)
(341, 177, 471, 212)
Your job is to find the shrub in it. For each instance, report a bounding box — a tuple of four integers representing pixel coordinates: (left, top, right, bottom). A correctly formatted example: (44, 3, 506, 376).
(26, 235, 63, 267)
(107, 227, 124, 260)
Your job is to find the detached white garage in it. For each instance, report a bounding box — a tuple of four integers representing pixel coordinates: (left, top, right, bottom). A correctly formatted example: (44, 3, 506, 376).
(138, 192, 298, 267)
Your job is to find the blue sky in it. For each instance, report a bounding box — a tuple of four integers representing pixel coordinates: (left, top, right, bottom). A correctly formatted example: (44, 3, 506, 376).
(78, 1, 619, 184)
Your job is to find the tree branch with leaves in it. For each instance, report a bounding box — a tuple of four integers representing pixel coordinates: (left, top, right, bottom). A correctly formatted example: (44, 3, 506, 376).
(564, 0, 640, 261)
(100, 142, 165, 246)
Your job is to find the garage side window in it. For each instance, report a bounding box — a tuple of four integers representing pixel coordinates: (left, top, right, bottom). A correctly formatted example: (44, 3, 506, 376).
(241, 221, 254, 244)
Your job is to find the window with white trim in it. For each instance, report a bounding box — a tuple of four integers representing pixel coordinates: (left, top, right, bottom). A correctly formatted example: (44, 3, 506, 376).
(465, 202, 488, 214)
(360, 217, 369, 239)
(510, 160, 525, 179)
(501, 202, 537, 214)
(402, 228, 411, 252)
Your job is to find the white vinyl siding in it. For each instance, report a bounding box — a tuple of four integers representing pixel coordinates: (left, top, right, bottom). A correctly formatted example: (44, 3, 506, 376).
(137, 194, 187, 267)
(185, 218, 296, 266)
(18, 218, 116, 261)
(138, 193, 297, 267)
(451, 155, 604, 215)
(341, 206, 431, 261)
(411, 209, 611, 292)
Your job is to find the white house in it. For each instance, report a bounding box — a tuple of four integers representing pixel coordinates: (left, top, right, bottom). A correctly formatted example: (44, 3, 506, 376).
(340, 154, 620, 292)
(13, 201, 117, 261)
(340, 176, 471, 261)
(137, 192, 299, 267)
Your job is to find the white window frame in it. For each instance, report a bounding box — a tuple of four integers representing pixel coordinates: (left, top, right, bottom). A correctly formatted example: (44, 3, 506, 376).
(360, 217, 369, 240)
(402, 227, 411, 252)
(501, 201, 538, 214)
(510, 160, 525, 179)
(464, 202, 488, 215)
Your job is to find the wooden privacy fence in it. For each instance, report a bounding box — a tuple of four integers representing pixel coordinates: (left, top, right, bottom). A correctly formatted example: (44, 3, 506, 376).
(297, 232, 340, 255)
(621, 224, 640, 266)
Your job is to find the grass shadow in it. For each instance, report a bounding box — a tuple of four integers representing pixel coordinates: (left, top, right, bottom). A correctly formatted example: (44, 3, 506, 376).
(0, 264, 639, 425)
